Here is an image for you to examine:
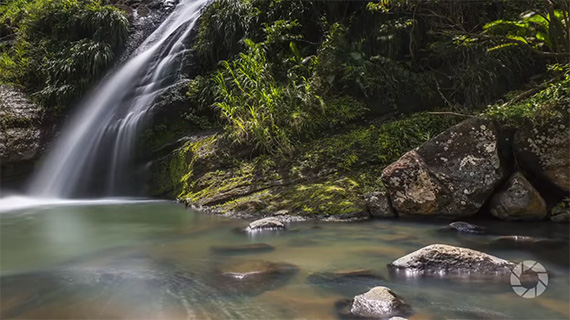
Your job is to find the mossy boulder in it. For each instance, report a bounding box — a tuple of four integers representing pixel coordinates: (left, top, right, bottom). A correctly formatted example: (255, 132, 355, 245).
(381, 118, 506, 217)
(514, 108, 570, 193)
(489, 172, 547, 221)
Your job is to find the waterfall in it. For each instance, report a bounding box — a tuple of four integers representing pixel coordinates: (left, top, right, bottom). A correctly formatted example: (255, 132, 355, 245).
(28, 0, 209, 198)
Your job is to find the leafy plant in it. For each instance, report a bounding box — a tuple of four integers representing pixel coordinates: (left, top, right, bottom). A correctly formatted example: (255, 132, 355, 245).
(0, 0, 128, 110)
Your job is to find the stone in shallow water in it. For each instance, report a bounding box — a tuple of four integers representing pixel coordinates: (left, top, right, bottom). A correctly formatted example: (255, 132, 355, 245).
(245, 217, 286, 232)
(210, 243, 275, 254)
(551, 212, 570, 223)
(214, 259, 298, 295)
(491, 235, 566, 249)
(337, 286, 412, 319)
(446, 221, 485, 234)
(489, 172, 547, 221)
(389, 244, 514, 275)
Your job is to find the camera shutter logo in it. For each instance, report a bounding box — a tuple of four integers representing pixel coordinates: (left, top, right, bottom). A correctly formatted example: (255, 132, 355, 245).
(510, 260, 548, 298)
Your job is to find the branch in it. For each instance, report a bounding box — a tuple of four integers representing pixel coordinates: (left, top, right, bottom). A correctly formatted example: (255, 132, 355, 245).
(501, 75, 564, 107)
(426, 111, 476, 118)
(445, 30, 570, 58)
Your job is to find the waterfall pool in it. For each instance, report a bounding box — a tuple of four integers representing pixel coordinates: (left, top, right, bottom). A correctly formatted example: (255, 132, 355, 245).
(1, 202, 568, 319)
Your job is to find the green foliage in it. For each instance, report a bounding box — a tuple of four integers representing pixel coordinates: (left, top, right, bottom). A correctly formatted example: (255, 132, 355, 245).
(0, 0, 128, 110)
(483, 6, 570, 54)
(296, 112, 461, 174)
(484, 66, 570, 125)
(193, 0, 261, 68)
(213, 38, 366, 156)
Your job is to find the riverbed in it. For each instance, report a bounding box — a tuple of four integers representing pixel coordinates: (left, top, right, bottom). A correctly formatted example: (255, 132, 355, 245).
(1, 201, 568, 319)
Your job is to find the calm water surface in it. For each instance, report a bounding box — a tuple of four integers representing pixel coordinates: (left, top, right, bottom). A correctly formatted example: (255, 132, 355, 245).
(1, 202, 569, 319)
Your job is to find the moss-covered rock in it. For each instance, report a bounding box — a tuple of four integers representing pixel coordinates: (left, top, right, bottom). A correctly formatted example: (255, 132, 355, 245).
(150, 113, 459, 218)
(514, 108, 570, 193)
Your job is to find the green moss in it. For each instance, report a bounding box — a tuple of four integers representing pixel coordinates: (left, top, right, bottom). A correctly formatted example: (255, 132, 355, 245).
(293, 112, 462, 174)
(484, 72, 570, 126)
(274, 177, 364, 216)
(159, 112, 460, 216)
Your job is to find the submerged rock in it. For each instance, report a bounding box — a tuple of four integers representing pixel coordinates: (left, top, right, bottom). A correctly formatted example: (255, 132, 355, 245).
(446, 221, 485, 234)
(364, 191, 396, 218)
(214, 260, 298, 294)
(489, 172, 547, 221)
(389, 244, 514, 275)
(339, 286, 413, 319)
(381, 119, 506, 217)
(491, 235, 566, 249)
(210, 243, 275, 254)
(307, 269, 385, 293)
(550, 199, 570, 223)
(514, 110, 570, 192)
(245, 217, 286, 232)
(551, 212, 570, 223)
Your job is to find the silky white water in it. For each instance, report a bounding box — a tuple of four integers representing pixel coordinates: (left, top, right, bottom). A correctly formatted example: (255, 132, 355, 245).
(27, 0, 209, 198)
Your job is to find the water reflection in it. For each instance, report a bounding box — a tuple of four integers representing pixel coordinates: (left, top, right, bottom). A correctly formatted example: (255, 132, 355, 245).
(1, 202, 569, 319)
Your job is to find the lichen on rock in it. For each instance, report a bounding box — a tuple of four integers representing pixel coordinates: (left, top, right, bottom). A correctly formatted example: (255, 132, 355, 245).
(489, 172, 547, 221)
(381, 118, 507, 217)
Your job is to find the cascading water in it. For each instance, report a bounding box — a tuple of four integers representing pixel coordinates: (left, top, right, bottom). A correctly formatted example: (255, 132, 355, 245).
(28, 0, 209, 198)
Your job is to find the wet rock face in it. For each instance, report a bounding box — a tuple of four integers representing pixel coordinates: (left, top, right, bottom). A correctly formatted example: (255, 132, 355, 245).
(245, 217, 286, 232)
(364, 191, 396, 218)
(117, 0, 179, 61)
(214, 260, 298, 295)
(0, 85, 43, 191)
(0, 85, 42, 163)
(389, 244, 514, 275)
(514, 110, 570, 193)
(382, 119, 506, 217)
(348, 287, 413, 319)
(489, 172, 547, 221)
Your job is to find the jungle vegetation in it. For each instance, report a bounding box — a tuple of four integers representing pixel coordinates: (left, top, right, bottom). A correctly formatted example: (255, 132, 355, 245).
(185, 0, 570, 156)
(1, 0, 569, 206)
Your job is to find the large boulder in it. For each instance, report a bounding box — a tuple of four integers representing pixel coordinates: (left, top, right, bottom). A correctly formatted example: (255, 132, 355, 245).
(514, 109, 570, 193)
(389, 244, 515, 275)
(349, 287, 413, 319)
(381, 119, 506, 217)
(489, 172, 547, 221)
